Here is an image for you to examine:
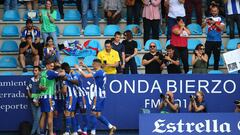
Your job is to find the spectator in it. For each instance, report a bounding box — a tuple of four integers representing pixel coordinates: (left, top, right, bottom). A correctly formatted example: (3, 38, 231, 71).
(4, 0, 17, 12)
(26, 66, 41, 135)
(39, 0, 58, 49)
(205, 0, 225, 17)
(126, 0, 142, 25)
(57, 0, 81, 20)
(43, 36, 60, 66)
(163, 45, 182, 74)
(104, 0, 122, 24)
(97, 40, 120, 74)
(159, 91, 179, 113)
(171, 17, 191, 73)
(19, 35, 39, 72)
(165, 0, 186, 40)
(202, 5, 225, 70)
(122, 30, 138, 74)
(192, 44, 208, 74)
(142, 42, 163, 74)
(81, 0, 99, 30)
(111, 32, 125, 73)
(188, 91, 207, 112)
(21, 19, 43, 60)
(185, 0, 202, 25)
(225, 0, 240, 39)
(142, 0, 161, 44)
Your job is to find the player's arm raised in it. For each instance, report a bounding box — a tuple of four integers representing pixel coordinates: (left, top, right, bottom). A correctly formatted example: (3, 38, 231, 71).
(74, 64, 93, 78)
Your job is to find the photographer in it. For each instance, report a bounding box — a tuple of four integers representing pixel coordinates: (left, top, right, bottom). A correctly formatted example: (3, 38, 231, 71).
(234, 100, 240, 112)
(142, 42, 163, 74)
(192, 44, 208, 74)
(159, 91, 179, 113)
(188, 91, 207, 113)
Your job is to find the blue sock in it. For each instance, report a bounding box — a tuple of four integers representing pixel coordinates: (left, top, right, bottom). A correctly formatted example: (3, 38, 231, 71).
(75, 113, 81, 131)
(97, 115, 111, 127)
(82, 114, 88, 132)
(65, 116, 71, 133)
(90, 115, 97, 130)
(71, 116, 78, 132)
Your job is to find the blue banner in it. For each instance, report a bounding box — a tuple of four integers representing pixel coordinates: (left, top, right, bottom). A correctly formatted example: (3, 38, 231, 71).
(139, 113, 240, 135)
(0, 74, 240, 131)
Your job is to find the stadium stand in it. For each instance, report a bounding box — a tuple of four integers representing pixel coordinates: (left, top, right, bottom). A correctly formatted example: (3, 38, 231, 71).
(3, 10, 20, 21)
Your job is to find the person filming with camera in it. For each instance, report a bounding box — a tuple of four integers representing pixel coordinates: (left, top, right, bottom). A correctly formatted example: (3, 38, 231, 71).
(188, 91, 207, 113)
(159, 91, 179, 113)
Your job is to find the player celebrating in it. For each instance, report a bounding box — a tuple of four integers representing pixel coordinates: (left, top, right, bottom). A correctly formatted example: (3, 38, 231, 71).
(75, 59, 117, 135)
(61, 63, 79, 135)
(39, 61, 65, 135)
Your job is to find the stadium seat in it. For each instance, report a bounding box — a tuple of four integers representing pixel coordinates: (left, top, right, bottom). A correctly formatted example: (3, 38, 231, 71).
(87, 10, 100, 21)
(135, 56, 141, 67)
(86, 40, 102, 55)
(188, 39, 202, 51)
(1, 40, 18, 52)
(3, 10, 20, 21)
(22, 72, 34, 76)
(103, 25, 120, 36)
(2, 25, 19, 37)
(136, 40, 142, 51)
(208, 70, 224, 74)
(0, 56, 17, 68)
(63, 25, 81, 36)
(226, 39, 240, 51)
(187, 23, 203, 35)
(83, 55, 97, 67)
(64, 10, 81, 21)
(226, 23, 239, 35)
(56, 10, 61, 21)
(0, 72, 16, 76)
(84, 25, 101, 36)
(165, 40, 170, 47)
(125, 24, 142, 36)
(187, 70, 192, 74)
(63, 56, 79, 67)
(23, 10, 39, 21)
(188, 54, 192, 66)
(56, 25, 60, 37)
(144, 39, 162, 51)
(209, 56, 224, 66)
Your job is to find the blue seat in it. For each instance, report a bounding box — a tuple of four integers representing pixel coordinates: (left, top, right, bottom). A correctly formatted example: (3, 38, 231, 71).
(0, 56, 17, 68)
(165, 40, 170, 48)
(144, 39, 162, 51)
(209, 56, 224, 66)
(103, 25, 120, 36)
(56, 10, 61, 21)
(188, 39, 202, 51)
(56, 25, 60, 37)
(208, 70, 224, 74)
(187, 70, 192, 74)
(63, 25, 81, 36)
(2, 25, 19, 37)
(125, 24, 142, 36)
(188, 54, 192, 66)
(3, 10, 20, 21)
(84, 25, 101, 36)
(226, 23, 239, 35)
(187, 23, 203, 35)
(87, 10, 100, 21)
(1, 40, 18, 52)
(136, 40, 142, 51)
(22, 72, 34, 76)
(226, 39, 240, 51)
(0, 72, 16, 76)
(64, 10, 81, 21)
(63, 56, 79, 67)
(135, 56, 141, 67)
(23, 10, 39, 21)
(83, 55, 97, 67)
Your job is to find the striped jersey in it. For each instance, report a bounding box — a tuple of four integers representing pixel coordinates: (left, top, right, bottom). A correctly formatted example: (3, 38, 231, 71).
(225, 0, 240, 15)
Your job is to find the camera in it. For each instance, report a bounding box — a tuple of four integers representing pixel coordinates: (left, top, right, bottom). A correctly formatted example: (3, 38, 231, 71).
(190, 95, 196, 101)
(160, 94, 169, 100)
(159, 53, 165, 61)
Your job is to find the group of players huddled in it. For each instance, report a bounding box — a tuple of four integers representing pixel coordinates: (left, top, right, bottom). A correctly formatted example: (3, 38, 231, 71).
(26, 59, 116, 135)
